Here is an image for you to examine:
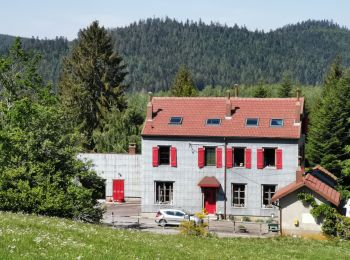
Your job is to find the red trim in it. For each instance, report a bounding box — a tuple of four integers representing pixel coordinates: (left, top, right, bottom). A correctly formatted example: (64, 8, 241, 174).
(198, 147, 205, 168)
(276, 149, 282, 169)
(170, 147, 177, 167)
(152, 147, 159, 167)
(245, 148, 252, 169)
(257, 148, 264, 169)
(226, 148, 233, 168)
(216, 147, 222, 168)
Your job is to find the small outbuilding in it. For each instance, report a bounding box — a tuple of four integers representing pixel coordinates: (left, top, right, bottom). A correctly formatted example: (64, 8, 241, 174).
(271, 167, 341, 236)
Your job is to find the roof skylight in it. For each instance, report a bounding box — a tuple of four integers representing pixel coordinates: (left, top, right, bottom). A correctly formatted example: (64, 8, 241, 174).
(246, 118, 259, 126)
(206, 118, 221, 125)
(270, 119, 284, 127)
(169, 117, 183, 125)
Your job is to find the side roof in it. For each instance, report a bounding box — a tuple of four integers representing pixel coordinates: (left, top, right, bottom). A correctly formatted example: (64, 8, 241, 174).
(271, 174, 340, 206)
(142, 97, 304, 139)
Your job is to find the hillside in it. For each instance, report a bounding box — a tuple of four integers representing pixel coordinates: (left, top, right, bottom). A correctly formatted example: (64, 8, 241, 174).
(1, 211, 350, 259)
(1, 19, 350, 91)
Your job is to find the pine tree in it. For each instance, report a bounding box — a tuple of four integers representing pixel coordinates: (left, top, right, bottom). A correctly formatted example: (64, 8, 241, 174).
(59, 21, 128, 150)
(170, 65, 197, 97)
(278, 73, 293, 97)
(306, 61, 350, 175)
(253, 84, 268, 98)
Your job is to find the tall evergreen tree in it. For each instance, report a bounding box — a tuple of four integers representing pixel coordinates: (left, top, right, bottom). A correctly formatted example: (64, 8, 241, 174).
(253, 84, 268, 98)
(170, 65, 197, 97)
(278, 73, 293, 97)
(306, 60, 350, 175)
(59, 21, 128, 150)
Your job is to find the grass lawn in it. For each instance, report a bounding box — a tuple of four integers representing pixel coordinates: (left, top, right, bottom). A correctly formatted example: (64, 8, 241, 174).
(0, 211, 349, 259)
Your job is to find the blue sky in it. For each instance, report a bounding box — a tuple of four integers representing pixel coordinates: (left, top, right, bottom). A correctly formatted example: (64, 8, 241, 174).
(1, 0, 349, 40)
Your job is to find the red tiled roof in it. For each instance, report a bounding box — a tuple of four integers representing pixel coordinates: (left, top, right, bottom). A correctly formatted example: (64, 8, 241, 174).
(271, 174, 340, 206)
(198, 176, 221, 188)
(142, 97, 304, 139)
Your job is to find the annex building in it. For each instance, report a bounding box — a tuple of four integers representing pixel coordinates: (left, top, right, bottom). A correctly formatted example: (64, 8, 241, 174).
(80, 93, 306, 218)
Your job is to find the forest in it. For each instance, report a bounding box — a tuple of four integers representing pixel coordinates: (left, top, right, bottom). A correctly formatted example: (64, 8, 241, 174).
(1, 19, 350, 91)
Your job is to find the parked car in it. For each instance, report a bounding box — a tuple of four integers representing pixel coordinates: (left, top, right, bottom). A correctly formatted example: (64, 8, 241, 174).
(155, 209, 200, 227)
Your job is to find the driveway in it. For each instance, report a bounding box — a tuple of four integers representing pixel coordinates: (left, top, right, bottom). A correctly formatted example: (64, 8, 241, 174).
(102, 202, 278, 238)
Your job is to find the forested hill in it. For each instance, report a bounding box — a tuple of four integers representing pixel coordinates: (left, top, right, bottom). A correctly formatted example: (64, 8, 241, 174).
(1, 19, 350, 91)
(0, 34, 70, 89)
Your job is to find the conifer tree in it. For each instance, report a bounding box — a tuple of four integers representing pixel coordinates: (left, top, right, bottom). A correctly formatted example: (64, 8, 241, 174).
(59, 21, 128, 150)
(253, 84, 268, 98)
(278, 73, 293, 97)
(306, 60, 350, 175)
(170, 65, 197, 97)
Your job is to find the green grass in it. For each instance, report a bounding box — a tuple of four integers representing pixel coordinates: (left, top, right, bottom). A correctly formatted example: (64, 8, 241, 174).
(0, 212, 349, 259)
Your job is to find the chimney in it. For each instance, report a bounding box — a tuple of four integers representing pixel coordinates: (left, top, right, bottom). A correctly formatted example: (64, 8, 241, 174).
(234, 84, 239, 98)
(296, 88, 301, 101)
(225, 90, 232, 118)
(128, 143, 136, 155)
(147, 92, 153, 121)
(296, 167, 304, 183)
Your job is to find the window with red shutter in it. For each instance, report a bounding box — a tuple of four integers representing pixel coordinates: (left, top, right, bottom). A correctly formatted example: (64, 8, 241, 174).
(257, 149, 264, 169)
(216, 147, 222, 168)
(276, 149, 282, 169)
(245, 148, 252, 169)
(198, 148, 205, 168)
(226, 148, 233, 168)
(170, 147, 177, 167)
(152, 147, 159, 167)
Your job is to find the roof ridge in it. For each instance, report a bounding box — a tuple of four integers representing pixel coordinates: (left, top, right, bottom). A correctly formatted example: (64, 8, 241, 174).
(152, 97, 304, 101)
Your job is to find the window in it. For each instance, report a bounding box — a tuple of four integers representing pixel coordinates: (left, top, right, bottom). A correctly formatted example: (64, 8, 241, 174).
(270, 119, 284, 127)
(205, 147, 216, 166)
(206, 118, 221, 125)
(264, 148, 276, 167)
(262, 185, 276, 208)
(155, 182, 174, 204)
(159, 146, 170, 165)
(234, 147, 245, 167)
(169, 117, 183, 125)
(175, 211, 185, 217)
(246, 118, 259, 126)
(232, 184, 246, 207)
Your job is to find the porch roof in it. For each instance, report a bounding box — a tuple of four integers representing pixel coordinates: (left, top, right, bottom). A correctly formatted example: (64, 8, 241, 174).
(198, 176, 221, 188)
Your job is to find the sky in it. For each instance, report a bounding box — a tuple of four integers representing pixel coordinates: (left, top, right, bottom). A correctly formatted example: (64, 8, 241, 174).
(1, 0, 349, 40)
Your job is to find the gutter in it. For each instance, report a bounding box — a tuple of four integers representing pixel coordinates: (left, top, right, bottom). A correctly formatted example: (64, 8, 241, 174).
(224, 137, 227, 219)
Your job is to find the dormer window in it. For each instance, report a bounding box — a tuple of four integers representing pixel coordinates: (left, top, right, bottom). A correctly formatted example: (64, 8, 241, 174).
(206, 118, 221, 125)
(246, 118, 259, 126)
(270, 119, 283, 127)
(169, 117, 183, 125)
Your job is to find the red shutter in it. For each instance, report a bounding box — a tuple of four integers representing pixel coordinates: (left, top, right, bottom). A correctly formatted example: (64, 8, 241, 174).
(245, 148, 252, 169)
(216, 147, 222, 168)
(257, 148, 264, 169)
(152, 147, 159, 167)
(170, 147, 177, 167)
(198, 147, 205, 168)
(226, 148, 233, 168)
(276, 149, 282, 169)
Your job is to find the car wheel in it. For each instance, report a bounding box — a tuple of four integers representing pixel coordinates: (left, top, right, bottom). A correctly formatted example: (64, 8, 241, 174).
(159, 219, 167, 227)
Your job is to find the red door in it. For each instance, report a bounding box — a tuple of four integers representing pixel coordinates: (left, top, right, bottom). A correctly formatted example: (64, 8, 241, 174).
(203, 188, 216, 214)
(113, 179, 125, 202)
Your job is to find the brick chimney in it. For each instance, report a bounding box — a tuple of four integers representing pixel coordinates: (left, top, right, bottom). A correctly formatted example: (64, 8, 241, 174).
(128, 143, 136, 155)
(225, 91, 232, 119)
(147, 92, 153, 121)
(296, 167, 304, 183)
(294, 88, 301, 124)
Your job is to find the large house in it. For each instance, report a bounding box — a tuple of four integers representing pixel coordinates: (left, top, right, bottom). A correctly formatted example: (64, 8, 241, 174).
(140, 94, 305, 217)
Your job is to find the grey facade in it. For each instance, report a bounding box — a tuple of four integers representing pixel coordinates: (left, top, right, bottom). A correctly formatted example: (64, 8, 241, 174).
(142, 136, 300, 216)
(78, 153, 141, 201)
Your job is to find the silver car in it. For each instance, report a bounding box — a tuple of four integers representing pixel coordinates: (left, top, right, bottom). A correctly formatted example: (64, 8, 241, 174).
(155, 209, 199, 227)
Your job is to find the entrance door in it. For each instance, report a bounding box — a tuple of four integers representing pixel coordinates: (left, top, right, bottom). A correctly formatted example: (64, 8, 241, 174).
(203, 188, 216, 214)
(113, 179, 125, 202)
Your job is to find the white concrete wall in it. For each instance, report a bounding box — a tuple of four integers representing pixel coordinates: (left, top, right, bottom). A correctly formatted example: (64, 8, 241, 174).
(279, 187, 327, 235)
(78, 153, 141, 199)
(142, 136, 299, 216)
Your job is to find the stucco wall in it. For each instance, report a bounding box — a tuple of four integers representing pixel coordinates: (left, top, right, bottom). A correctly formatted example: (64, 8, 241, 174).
(279, 187, 327, 235)
(78, 153, 141, 199)
(142, 136, 299, 216)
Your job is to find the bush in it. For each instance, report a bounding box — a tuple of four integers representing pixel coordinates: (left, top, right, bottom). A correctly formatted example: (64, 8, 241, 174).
(179, 220, 209, 237)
